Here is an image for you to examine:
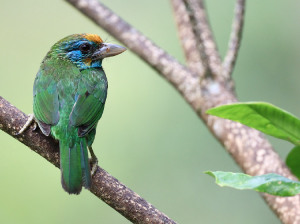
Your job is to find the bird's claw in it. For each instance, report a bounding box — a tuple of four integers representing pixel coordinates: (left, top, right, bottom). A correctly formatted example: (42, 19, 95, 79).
(32, 122, 37, 131)
(89, 157, 98, 176)
(16, 114, 36, 135)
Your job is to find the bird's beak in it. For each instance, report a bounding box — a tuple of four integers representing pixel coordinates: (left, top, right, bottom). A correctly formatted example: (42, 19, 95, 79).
(92, 43, 126, 60)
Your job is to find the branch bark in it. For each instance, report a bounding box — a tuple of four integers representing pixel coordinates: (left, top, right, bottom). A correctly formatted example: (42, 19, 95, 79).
(67, 0, 202, 111)
(222, 0, 246, 79)
(170, 0, 204, 76)
(0, 97, 176, 224)
(182, 0, 222, 78)
(64, 1, 300, 224)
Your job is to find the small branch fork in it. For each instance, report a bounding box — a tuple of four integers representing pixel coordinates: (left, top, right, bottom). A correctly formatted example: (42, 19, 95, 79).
(2, 0, 299, 223)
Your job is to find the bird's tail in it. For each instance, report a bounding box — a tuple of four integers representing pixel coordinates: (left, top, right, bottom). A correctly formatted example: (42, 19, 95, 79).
(60, 131, 92, 194)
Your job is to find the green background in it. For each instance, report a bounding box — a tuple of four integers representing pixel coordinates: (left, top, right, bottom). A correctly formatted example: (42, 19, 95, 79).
(0, 0, 299, 223)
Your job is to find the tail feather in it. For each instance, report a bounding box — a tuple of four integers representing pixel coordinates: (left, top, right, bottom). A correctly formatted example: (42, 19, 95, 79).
(60, 139, 83, 195)
(80, 140, 92, 189)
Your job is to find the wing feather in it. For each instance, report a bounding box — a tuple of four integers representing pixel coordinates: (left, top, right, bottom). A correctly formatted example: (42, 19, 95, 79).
(33, 68, 60, 135)
(69, 68, 107, 137)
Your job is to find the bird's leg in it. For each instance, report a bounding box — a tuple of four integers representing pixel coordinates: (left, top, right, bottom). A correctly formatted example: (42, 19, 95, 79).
(88, 146, 98, 176)
(16, 114, 37, 135)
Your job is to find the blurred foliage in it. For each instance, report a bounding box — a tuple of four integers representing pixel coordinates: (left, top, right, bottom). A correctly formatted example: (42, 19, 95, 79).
(207, 102, 300, 145)
(206, 171, 300, 196)
(286, 146, 300, 180)
(1, 0, 300, 223)
(207, 101, 300, 182)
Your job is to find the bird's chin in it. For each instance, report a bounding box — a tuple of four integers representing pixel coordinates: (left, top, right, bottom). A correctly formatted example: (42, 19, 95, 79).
(90, 60, 103, 68)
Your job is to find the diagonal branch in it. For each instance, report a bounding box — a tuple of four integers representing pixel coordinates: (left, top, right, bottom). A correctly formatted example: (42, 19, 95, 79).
(0, 96, 177, 224)
(170, 0, 205, 77)
(222, 0, 246, 79)
(66, 0, 202, 111)
(182, 0, 222, 78)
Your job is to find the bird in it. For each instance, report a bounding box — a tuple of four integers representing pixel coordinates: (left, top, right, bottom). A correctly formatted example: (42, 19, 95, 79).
(17, 33, 126, 194)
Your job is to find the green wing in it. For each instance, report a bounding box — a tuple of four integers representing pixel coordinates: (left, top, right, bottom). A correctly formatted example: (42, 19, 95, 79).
(69, 68, 107, 137)
(33, 66, 59, 136)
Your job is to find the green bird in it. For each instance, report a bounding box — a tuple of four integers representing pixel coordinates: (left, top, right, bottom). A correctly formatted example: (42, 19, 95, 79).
(18, 34, 126, 194)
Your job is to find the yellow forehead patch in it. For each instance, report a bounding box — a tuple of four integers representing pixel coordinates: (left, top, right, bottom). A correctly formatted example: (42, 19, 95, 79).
(84, 34, 103, 44)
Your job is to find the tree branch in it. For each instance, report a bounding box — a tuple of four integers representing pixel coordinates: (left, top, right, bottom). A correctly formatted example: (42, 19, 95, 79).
(222, 0, 246, 79)
(170, 0, 205, 76)
(0, 96, 177, 224)
(182, 0, 222, 78)
(66, 0, 202, 111)
(170, 1, 300, 223)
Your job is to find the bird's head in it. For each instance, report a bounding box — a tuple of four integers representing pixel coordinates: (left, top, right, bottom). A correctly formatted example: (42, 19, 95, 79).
(46, 33, 126, 70)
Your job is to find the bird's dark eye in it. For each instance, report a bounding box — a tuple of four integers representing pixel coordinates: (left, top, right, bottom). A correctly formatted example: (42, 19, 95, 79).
(79, 43, 91, 53)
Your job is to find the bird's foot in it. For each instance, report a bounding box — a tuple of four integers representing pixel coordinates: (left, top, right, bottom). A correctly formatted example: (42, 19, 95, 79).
(15, 114, 37, 135)
(88, 146, 98, 177)
(89, 157, 98, 176)
(88, 146, 98, 176)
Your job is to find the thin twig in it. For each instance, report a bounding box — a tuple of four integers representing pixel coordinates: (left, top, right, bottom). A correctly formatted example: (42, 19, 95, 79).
(0, 96, 177, 224)
(222, 0, 246, 79)
(182, 0, 222, 78)
(170, 0, 205, 77)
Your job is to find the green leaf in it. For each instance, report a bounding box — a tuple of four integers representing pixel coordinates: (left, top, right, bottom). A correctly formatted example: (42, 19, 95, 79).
(205, 171, 300, 196)
(206, 102, 300, 145)
(286, 146, 300, 180)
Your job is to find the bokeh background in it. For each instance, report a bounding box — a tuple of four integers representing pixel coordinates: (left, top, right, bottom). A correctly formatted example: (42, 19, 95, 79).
(1, 0, 300, 223)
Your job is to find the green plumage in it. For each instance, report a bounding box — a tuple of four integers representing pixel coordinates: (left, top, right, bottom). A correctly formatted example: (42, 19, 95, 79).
(32, 33, 125, 194)
(34, 58, 107, 194)
(32, 34, 112, 194)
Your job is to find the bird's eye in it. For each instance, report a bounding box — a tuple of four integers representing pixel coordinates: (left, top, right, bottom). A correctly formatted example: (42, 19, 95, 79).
(79, 43, 91, 53)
